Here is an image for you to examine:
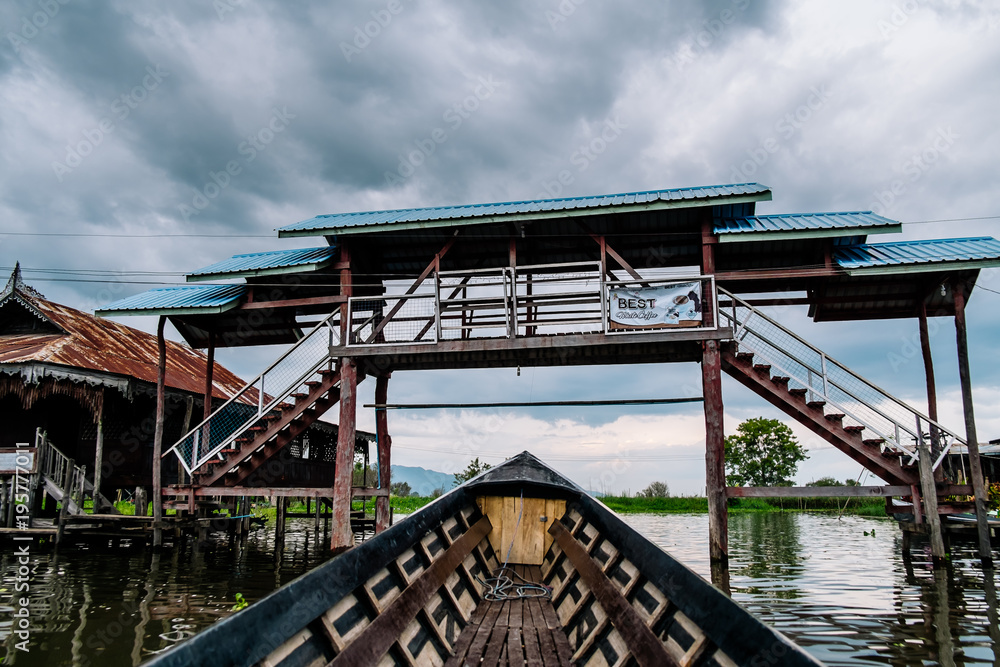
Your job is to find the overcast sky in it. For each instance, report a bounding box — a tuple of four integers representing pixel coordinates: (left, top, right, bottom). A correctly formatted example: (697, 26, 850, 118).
(2, 0, 999, 494)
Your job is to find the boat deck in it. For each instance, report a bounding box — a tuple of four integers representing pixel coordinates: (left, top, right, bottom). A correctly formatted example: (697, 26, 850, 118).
(446, 565, 574, 667)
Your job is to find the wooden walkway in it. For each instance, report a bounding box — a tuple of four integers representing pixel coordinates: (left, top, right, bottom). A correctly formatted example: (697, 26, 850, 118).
(445, 565, 574, 667)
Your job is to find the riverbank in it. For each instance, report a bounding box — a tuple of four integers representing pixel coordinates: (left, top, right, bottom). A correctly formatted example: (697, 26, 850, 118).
(386, 494, 888, 516)
(109, 494, 887, 519)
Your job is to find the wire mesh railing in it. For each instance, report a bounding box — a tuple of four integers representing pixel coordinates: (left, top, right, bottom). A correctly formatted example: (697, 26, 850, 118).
(345, 264, 720, 345)
(718, 288, 963, 470)
(167, 311, 341, 475)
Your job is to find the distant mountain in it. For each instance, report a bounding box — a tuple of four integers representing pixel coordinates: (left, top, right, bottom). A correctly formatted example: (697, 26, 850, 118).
(391, 465, 453, 496)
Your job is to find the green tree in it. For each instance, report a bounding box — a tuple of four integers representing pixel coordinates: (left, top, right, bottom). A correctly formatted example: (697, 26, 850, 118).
(806, 476, 842, 487)
(724, 417, 807, 487)
(453, 457, 492, 487)
(390, 481, 411, 498)
(639, 481, 670, 498)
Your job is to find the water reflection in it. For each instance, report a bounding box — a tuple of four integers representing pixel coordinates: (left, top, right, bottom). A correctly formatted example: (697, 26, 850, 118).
(623, 512, 999, 666)
(2, 513, 997, 666)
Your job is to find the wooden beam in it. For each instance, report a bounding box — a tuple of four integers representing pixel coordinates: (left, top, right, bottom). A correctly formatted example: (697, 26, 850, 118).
(238, 294, 348, 311)
(364, 397, 703, 409)
(367, 233, 459, 343)
(952, 280, 993, 565)
(918, 301, 943, 462)
(328, 515, 492, 666)
(916, 437, 947, 564)
(92, 391, 105, 510)
(549, 521, 679, 667)
(714, 268, 840, 281)
(726, 484, 972, 498)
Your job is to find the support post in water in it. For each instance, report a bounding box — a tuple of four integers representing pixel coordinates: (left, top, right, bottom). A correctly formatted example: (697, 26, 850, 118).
(375, 373, 392, 534)
(952, 280, 993, 566)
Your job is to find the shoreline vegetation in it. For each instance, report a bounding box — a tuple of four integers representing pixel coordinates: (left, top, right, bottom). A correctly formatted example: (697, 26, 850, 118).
(386, 494, 887, 517)
(105, 495, 887, 520)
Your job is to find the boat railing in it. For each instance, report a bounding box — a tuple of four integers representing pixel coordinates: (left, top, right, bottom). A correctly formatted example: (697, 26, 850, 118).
(166, 310, 341, 475)
(719, 288, 962, 470)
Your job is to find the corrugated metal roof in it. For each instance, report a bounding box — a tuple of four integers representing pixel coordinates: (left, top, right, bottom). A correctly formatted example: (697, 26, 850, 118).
(834, 237, 1000, 274)
(715, 212, 901, 242)
(278, 183, 772, 237)
(1, 286, 249, 400)
(186, 246, 337, 282)
(96, 284, 246, 316)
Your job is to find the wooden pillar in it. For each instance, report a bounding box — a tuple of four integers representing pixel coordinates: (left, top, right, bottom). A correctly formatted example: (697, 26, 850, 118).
(917, 301, 945, 484)
(275, 495, 287, 546)
(700, 215, 726, 564)
(331, 357, 358, 551)
(134, 486, 147, 516)
(916, 437, 947, 565)
(152, 316, 166, 548)
(203, 332, 215, 421)
(92, 392, 105, 511)
(952, 281, 993, 565)
(703, 340, 728, 564)
(375, 374, 392, 533)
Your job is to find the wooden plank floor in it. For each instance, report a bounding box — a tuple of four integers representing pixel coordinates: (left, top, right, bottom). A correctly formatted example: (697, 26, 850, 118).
(445, 565, 574, 667)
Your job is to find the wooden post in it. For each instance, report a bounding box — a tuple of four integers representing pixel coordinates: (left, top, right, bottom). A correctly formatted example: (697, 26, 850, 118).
(703, 340, 728, 564)
(152, 316, 167, 548)
(700, 215, 727, 565)
(918, 301, 945, 484)
(331, 358, 358, 551)
(134, 486, 146, 516)
(952, 281, 993, 565)
(93, 393, 105, 512)
(275, 495, 287, 546)
(916, 437, 947, 565)
(375, 374, 392, 533)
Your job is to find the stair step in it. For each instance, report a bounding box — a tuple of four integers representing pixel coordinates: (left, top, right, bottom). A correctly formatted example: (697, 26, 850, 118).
(844, 425, 865, 434)
(736, 352, 754, 363)
(882, 450, 907, 457)
(753, 364, 771, 374)
(863, 438, 885, 447)
(220, 448, 239, 454)
(305, 381, 323, 389)
(806, 401, 827, 410)
(291, 393, 309, 401)
(770, 376, 790, 386)
(318, 369, 338, 376)
(788, 388, 809, 397)
(824, 413, 845, 422)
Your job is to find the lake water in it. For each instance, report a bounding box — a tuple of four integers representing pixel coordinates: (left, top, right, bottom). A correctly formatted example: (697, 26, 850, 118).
(1, 512, 997, 665)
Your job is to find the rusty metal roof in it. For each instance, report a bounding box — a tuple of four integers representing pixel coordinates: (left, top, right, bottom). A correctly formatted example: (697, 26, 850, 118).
(0, 286, 249, 400)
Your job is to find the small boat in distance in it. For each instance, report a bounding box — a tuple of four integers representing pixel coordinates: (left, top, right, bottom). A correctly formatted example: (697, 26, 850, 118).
(144, 452, 824, 666)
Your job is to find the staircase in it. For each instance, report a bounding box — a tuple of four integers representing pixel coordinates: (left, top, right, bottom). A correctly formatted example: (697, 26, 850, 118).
(167, 311, 352, 488)
(717, 289, 963, 487)
(36, 430, 119, 514)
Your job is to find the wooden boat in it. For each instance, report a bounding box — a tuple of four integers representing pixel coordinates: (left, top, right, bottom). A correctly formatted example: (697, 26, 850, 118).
(144, 452, 823, 666)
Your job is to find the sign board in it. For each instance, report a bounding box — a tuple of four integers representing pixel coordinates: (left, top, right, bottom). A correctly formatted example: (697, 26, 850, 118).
(608, 282, 702, 330)
(0, 448, 37, 475)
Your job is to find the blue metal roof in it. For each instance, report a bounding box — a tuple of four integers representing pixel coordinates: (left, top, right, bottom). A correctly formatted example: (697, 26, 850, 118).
(96, 284, 246, 317)
(834, 237, 1000, 274)
(186, 246, 336, 282)
(714, 212, 901, 242)
(278, 183, 772, 237)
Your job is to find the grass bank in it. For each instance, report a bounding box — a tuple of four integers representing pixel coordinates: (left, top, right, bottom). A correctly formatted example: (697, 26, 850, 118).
(109, 495, 887, 519)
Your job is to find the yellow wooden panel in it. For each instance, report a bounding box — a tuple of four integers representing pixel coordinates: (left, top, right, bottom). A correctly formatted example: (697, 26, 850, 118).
(476, 495, 568, 566)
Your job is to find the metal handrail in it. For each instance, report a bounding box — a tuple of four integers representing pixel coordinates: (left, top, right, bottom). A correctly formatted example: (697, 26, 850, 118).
(718, 288, 965, 469)
(166, 310, 341, 474)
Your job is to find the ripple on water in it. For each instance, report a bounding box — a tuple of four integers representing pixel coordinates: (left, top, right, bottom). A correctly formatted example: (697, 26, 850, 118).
(620, 511, 1000, 666)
